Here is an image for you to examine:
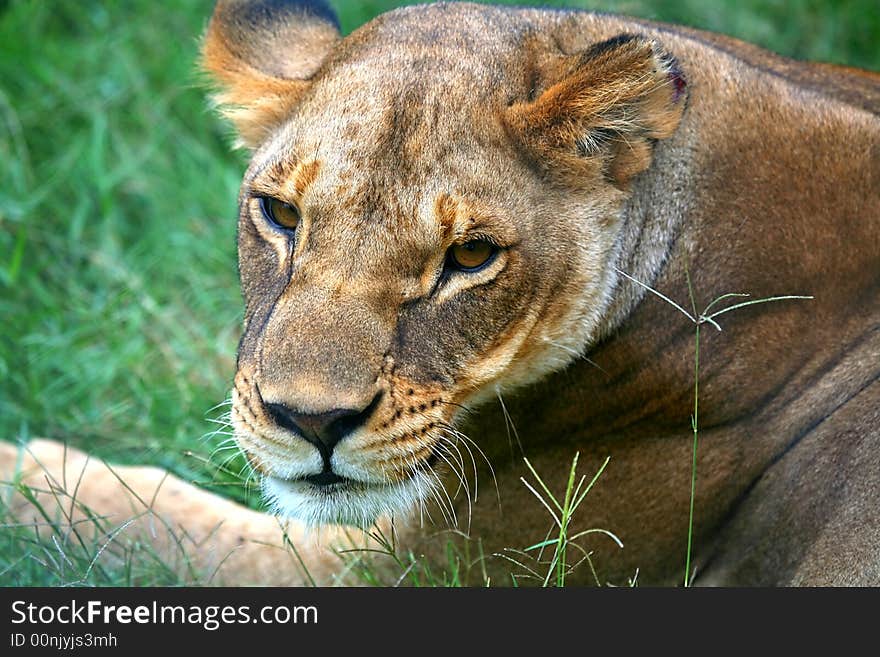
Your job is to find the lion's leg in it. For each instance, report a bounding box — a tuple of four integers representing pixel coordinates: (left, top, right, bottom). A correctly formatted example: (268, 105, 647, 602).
(0, 439, 387, 585)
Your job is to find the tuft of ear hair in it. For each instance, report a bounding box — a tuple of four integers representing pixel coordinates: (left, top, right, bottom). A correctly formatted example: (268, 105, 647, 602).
(202, 0, 340, 149)
(506, 34, 688, 188)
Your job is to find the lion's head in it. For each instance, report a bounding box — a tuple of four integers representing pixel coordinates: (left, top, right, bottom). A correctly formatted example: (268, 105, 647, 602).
(203, 1, 686, 526)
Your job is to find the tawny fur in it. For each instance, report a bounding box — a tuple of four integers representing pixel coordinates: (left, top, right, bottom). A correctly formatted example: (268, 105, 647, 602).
(3, 2, 878, 586)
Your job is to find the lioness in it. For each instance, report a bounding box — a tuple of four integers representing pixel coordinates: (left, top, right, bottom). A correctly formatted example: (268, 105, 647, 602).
(3, 0, 878, 586)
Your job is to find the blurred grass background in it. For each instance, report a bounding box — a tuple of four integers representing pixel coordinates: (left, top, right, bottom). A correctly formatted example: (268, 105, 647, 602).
(0, 0, 878, 582)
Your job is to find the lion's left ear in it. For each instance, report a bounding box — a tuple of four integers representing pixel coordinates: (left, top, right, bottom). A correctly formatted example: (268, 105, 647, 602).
(505, 34, 687, 188)
(202, 0, 341, 148)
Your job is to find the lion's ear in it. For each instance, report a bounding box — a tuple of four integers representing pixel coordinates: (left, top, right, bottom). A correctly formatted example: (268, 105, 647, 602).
(202, 0, 340, 148)
(506, 34, 687, 188)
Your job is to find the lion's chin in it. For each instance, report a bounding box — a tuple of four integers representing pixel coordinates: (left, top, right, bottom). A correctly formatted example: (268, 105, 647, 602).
(261, 472, 436, 528)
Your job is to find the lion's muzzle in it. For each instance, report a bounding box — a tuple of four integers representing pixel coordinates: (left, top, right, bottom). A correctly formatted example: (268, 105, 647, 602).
(264, 392, 383, 480)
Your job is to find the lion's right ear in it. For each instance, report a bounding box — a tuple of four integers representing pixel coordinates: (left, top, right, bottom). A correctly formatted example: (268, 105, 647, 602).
(505, 34, 687, 188)
(202, 0, 340, 148)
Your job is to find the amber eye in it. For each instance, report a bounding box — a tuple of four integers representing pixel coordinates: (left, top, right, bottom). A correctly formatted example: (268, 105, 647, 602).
(259, 196, 301, 230)
(448, 239, 497, 272)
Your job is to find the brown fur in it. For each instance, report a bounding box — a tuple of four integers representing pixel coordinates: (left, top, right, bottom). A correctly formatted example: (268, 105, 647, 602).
(4, 2, 878, 586)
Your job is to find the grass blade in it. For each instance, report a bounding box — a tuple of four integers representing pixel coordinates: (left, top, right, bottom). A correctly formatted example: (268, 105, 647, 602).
(705, 295, 814, 320)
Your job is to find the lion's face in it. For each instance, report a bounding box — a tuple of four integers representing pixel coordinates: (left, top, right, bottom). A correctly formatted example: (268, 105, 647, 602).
(208, 3, 686, 525)
(230, 78, 619, 526)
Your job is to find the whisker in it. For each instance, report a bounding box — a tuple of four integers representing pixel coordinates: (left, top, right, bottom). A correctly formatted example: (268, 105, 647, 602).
(431, 442, 471, 530)
(204, 398, 234, 414)
(423, 457, 458, 529)
(205, 416, 234, 426)
(207, 444, 244, 463)
(437, 431, 478, 503)
(437, 438, 470, 498)
(543, 338, 607, 374)
(437, 421, 500, 509)
(436, 399, 474, 415)
(424, 471, 453, 527)
(496, 390, 524, 458)
(436, 446, 465, 499)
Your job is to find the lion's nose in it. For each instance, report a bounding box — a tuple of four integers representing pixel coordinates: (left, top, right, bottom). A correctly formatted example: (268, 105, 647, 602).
(265, 392, 382, 458)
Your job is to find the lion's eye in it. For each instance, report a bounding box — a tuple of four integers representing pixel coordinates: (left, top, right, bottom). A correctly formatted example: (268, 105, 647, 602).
(259, 196, 301, 231)
(448, 240, 497, 272)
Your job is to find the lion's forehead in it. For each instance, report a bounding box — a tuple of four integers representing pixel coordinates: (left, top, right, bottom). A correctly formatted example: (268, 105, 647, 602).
(256, 96, 525, 274)
(301, 86, 506, 178)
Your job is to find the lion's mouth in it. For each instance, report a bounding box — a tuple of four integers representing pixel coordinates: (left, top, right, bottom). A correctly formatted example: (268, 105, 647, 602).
(263, 461, 441, 527)
(269, 472, 372, 492)
(285, 446, 443, 489)
(303, 471, 347, 487)
(266, 468, 407, 497)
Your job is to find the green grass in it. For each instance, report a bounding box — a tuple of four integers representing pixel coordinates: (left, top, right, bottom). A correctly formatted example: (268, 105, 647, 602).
(505, 454, 624, 587)
(1, 467, 206, 586)
(0, 0, 877, 586)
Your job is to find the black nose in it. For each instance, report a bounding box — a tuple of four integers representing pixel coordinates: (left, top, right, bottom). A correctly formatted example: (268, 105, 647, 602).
(265, 392, 381, 458)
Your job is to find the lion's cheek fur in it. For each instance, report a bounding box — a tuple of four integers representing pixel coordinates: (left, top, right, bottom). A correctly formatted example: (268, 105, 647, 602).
(454, 226, 623, 407)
